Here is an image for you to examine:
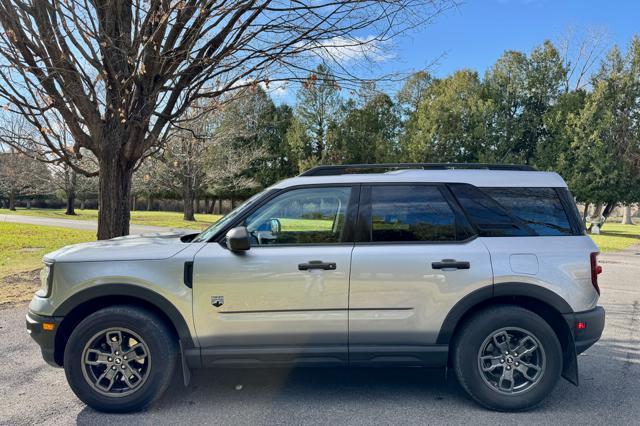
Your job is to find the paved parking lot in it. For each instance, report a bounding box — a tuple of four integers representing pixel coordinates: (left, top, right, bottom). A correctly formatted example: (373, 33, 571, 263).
(1, 248, 638, 425)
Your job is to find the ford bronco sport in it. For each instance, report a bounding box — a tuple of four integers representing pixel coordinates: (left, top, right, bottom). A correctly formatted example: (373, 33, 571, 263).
(26, 163, 605, 412)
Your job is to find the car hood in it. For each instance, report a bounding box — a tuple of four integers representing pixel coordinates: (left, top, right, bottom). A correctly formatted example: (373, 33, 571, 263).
(44, 231, 197, 263)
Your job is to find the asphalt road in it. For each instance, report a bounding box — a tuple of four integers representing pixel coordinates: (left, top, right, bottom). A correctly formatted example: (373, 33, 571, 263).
(0, 214, 193, 234)
(1, 248, 638, 425)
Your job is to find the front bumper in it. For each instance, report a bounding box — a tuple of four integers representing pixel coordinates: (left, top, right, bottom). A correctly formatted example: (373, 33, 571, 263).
(565, 306, 606, 354)
(26, 310, 64, 367)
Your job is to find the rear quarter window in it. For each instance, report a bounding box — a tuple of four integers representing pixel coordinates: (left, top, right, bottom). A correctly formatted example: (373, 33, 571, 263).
(481, 187, 573, 236)
(449, 184, 577, 237)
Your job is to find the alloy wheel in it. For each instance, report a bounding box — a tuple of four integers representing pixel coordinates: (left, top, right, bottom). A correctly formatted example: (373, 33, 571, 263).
(81, 327, 151, 397)
(477, 327, 546, 395)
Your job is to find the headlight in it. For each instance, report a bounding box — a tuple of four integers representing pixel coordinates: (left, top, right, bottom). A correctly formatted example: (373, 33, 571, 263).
(36, 262, 54, 298)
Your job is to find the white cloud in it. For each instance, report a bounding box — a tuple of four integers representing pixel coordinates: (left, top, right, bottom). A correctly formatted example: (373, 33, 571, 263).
(305, 35, 394, 64)
(260, 80, 288, 99)
(217, 77, 288, 100)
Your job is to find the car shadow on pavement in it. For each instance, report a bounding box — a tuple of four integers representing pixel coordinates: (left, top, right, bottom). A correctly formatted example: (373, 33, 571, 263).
(74, 367, 471, 423)
(73, 344, 640, 425)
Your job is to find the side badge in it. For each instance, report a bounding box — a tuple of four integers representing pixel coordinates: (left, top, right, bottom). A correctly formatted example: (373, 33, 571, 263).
(211, 296, 224, 308)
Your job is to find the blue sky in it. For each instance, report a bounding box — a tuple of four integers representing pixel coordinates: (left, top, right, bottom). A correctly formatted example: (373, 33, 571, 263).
(386, 0, 640, 79)
(273, 0, 640, 104)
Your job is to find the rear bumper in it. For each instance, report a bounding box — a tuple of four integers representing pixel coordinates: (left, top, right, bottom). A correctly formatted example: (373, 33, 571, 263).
(564, 306, 605, 354)
(26, 310, 64, 367)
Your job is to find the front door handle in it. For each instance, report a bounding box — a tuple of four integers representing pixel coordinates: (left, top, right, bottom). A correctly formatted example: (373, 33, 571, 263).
(298, 260, 337, 271)
(431, 259, 470, 270)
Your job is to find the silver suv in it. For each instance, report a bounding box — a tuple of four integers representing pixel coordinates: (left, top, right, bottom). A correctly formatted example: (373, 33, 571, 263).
(26, 163, 605, 413)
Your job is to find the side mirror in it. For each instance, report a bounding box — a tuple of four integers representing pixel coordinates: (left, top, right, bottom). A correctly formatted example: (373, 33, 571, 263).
(225, 226, 250, 252)
(269, 218, 281, 236)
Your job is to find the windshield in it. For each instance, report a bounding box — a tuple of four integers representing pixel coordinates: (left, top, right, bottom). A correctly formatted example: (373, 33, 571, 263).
(192, 189, 272, 242)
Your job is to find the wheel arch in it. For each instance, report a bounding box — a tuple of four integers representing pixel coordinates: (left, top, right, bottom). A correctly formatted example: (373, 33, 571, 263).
(52, 284, 195, 367)
(439, 283, 578, 384)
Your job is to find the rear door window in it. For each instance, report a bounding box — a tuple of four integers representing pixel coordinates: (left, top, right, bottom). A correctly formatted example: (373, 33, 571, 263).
(369, 185, 458, 242)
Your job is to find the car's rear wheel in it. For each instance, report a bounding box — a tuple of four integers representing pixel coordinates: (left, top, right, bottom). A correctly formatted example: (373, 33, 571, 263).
(63, 305, 177, 413)
(453, 305, 562, 411)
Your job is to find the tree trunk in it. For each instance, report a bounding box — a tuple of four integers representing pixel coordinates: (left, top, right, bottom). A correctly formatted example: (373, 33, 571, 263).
(65, 191, 76, 215)
(80, 199, 85, 210)
(26, 199, 31, 209)
(183, 195, 195, 221)
(622, 205, 634, 225)
(582, 202, 590, 224)
(97, 152, 135, 240)
(599, 203, 616, 230)
(65, 170, 77, 215)
(588, 203, 603, 232)
(9, 189, 16, 211)
(146, 197, 152, 211)
(183, 177, 196, 221)
(131, 196, 137, 211)
(602, 203, 615, 219)
(204, 198, 210, 214)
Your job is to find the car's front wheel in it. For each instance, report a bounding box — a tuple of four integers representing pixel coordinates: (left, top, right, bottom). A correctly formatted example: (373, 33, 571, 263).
(63, 305, 178, 412)
(453, 305, 562, 411)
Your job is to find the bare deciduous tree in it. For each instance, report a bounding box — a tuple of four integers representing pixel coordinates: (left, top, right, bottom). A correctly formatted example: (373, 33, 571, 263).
(0, 147, 51, 210)
(154, 107, 215, 221)
(48, 155, 98, 215)
(152, 94, 266, 220)
(0, 0, 452, 238)
(557, 26, 609, 92)
(206, 127, 266, 206)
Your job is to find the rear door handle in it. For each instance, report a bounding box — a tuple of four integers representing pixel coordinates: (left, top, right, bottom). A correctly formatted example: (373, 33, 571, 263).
(431, 259, 470, 270)
(298, 260, 337, 271)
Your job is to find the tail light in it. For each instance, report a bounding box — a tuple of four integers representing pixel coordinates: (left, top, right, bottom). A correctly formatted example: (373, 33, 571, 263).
(590, 252, 602, 295)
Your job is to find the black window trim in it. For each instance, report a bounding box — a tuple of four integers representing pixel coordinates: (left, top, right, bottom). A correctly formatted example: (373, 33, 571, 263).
(554, 187, 586, 236)
(207, 182, 582, 245)
(211, 183, 362, 248)
(449, 183, 538, 238)
(355, 182, 478, 246)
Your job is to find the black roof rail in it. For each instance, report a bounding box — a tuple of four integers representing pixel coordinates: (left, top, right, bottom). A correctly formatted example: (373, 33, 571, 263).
(298, 163, 537, 177)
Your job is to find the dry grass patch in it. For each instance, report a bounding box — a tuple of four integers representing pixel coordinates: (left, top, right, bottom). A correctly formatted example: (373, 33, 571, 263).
(0, 269, 40, 307)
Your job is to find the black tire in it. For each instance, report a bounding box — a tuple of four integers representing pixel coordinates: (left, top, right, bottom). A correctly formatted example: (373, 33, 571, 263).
(63, 305, 178, 413)
(452, 305, 562, 412)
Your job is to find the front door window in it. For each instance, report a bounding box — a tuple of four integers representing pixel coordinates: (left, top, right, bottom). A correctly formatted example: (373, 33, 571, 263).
(243, 187, 352, 245)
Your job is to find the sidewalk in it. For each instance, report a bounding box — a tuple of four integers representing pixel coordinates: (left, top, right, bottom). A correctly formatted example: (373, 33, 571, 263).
(0, 214, 193, 235)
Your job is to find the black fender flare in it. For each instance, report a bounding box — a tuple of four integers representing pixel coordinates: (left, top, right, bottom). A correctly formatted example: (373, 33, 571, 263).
(436, 282, 579, 385)
(436, 282, 573, 345)
(53, 283, 195, 348)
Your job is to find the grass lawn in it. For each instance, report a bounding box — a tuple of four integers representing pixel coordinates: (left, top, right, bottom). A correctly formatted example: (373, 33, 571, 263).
(589, 223, 640, 253)
(0, 207, 222, 230)
(0, 222, 95, 306)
